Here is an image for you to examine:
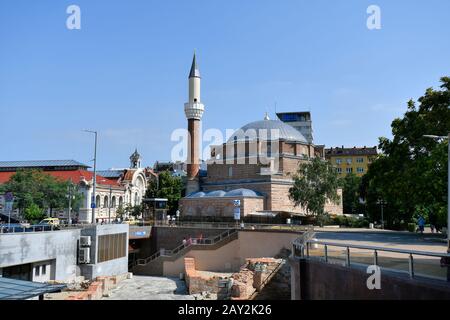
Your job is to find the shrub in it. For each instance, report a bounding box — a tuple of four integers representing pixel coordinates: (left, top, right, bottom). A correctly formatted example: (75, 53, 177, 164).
(407, 223, 416, 233)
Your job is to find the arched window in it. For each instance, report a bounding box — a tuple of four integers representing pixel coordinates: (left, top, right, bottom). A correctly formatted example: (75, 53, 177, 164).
(134, 192, 139, 205)
(112, 196, 116, 208)
(104, 196, 109, 208)
(119, 196, 123, 207)
(96, 195, 101, 208)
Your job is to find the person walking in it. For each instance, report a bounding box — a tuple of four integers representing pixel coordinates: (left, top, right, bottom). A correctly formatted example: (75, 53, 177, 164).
(418, 216, 425, 234)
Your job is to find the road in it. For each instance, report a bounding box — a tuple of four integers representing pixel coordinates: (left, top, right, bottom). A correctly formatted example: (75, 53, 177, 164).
(314, 230, 447, 253)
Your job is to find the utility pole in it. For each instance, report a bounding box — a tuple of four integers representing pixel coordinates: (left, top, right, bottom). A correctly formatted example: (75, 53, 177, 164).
(68, 180, 72, 226)
(84, 130, 98, 224)
(109, 185, 112, 224)
(376, 199, 386, 229)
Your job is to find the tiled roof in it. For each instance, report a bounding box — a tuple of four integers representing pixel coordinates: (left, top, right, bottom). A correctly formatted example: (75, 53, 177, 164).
(325, 146, 378, 156)
(0, 170, 119, 186)
(0, 160, 89, 169)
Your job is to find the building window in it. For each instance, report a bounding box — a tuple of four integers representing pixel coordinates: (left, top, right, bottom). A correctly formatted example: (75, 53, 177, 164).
(228, 167, 233, 177)
(41, 265, 46, 275)
(112, 196, 116, 208)
(35, 267, 40, 277)
(346, 168, 353, 173)
(96, 195, 101, 207)
(346, 158, 352, 164)
(357, 167, 364, 173)
(97, 233, 127, 263)
(104, 196, 109, 208)
(335, 158, 342, 164)
(356, 157, 364, 163)
(336, 168, 342, 174)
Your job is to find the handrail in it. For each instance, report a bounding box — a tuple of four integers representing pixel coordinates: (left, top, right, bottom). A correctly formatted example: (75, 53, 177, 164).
(292, 238, 450, 281)
(133, 229, 238, 267)
(154, 220, 310, 232)
(248, 261, 284, 300)
(304, 240, 450, 258)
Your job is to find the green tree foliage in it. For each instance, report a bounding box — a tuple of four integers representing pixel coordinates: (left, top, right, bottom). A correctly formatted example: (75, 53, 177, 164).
(361, 77, 450, 229)
(0, 169, 82, 219)
(339, 173, 365, 215)
(289, 157, 340, 221)
(145, 171, 183, 214)
(24, 203, 45, 223)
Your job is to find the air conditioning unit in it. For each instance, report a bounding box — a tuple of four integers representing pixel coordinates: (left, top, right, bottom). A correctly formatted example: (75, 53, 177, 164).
(80, 236, 91, 247)
(79, 247, 91, 264)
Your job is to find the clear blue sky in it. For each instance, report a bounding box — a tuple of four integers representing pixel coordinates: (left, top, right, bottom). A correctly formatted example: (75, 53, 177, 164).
(1, 0, 449, 169)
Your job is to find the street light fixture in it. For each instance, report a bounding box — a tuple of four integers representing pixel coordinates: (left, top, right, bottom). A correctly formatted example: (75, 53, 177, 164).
(83, 130, 98, 224)
(423, 133, 450, 252)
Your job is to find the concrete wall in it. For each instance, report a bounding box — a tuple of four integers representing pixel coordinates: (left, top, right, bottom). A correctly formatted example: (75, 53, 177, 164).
(162, 230, 299, 277)
(0, 229, 80, 281)
(79, 224, 129, 279)
(290, 257, 450, 300)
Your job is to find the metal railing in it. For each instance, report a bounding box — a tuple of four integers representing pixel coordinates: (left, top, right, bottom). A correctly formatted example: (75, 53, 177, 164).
(154, 220, 310, 232)
(134, 229, 238, 267)
(0, 222, 110, 234)
(293, 239, 450, 281)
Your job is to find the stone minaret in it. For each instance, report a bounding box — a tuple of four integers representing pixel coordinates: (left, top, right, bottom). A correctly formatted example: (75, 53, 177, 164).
(184, 53, 204, 195)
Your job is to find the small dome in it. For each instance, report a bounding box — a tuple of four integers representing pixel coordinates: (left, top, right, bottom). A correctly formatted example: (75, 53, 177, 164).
(227, 119, 307, 143)
(204, 190, 227, 197)
(225, 188, 262, 197)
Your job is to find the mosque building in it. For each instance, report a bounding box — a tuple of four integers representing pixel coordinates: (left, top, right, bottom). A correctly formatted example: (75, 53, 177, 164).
(179, 54, 343, 221)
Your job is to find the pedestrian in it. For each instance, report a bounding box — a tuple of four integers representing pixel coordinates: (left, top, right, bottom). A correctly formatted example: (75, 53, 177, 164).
(182, 237, 187, 247)
(430, 224, 435, 233)
(418, 216, 425, 234)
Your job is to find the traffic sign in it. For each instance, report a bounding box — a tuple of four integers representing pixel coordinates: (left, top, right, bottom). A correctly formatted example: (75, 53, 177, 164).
(234, 207, 240, 221)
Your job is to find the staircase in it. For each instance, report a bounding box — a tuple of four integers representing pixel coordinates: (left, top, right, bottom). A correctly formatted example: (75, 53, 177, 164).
(132, 229, 239, 276)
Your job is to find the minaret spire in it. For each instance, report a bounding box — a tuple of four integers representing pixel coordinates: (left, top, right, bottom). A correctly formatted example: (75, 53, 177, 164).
(189, 51, 201, 78)
(184, 52, 205, 195)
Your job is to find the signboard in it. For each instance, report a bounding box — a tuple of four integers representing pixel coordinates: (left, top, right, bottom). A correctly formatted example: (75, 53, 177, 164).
(233, 207, 241, 221)
(91, 202, 96, 209)
(5, 192, 14, 202)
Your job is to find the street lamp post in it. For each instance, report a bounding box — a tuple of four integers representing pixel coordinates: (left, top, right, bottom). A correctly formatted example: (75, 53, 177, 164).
(376, 199, 386, 229)
(83, 130, 98, 224)
(109, 185, 112, 224)
(423, 133, 450, 252)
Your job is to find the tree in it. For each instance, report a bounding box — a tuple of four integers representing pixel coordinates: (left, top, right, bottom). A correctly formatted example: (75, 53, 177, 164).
(339, 173, 364, 215)
(361, 77, 450, 229)
(0, 169, 82, 220)
(24, 203, 45, 223)
(289, 157, 341, 223)
(145, 171, 183, 214)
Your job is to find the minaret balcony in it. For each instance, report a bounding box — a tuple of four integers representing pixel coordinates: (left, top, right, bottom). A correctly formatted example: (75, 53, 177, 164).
(184, 102, 205, 120)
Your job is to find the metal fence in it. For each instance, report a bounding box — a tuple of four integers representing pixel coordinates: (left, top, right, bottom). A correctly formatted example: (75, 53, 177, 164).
(293, 238, 450, 281)
(154, 220, 310, 232)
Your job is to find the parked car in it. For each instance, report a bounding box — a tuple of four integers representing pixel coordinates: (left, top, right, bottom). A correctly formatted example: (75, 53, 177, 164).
(38, 218, 60, 226)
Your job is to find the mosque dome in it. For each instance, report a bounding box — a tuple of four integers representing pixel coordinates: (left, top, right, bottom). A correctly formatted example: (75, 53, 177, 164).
(227, 117, 308, 143)
(224, 188, 262, 197)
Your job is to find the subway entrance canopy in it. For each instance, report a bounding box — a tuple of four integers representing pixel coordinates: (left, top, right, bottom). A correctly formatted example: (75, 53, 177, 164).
(0, 277, 66, 300)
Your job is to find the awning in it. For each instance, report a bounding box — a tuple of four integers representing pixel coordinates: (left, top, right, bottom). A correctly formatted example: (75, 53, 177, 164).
(0, 277, 66, 300)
